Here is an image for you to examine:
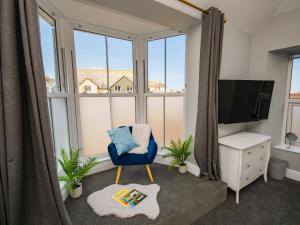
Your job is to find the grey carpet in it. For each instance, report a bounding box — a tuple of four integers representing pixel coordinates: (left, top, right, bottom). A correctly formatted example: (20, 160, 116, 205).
(194, 176, 300, 225)
(65, 163, 227, 225)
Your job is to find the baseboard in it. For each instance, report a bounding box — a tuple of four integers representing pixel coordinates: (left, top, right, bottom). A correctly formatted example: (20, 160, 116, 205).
(87, 159, 116, 176)
(154, 155, 200, 177)
(285, 168, 300, 182)
(186, 161, 201, 177)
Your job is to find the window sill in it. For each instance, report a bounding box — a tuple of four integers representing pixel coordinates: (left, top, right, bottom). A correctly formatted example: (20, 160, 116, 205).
(274, 144, 300, 154)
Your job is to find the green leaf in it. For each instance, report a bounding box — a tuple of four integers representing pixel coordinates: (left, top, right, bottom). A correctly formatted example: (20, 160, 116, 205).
(163, 135, 193, 168)
(58, 147, 100, 191)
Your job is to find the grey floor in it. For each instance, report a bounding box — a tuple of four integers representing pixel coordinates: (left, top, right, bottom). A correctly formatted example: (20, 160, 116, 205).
(65, 163, 300, 225)
(65, 163, 227, 225)
(194, 176, 300, 225)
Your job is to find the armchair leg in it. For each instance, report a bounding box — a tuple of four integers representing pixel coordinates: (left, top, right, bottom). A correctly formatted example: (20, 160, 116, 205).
(115, 166, 122, 184)
(146, 164, 154, 183)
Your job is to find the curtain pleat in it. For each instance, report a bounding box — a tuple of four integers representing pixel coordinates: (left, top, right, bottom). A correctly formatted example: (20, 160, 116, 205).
(194, 7, 224, 180)
(0, 0, 72, 224)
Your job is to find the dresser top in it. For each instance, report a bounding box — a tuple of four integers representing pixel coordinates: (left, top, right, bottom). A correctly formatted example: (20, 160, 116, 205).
(219, 132, 271, 150)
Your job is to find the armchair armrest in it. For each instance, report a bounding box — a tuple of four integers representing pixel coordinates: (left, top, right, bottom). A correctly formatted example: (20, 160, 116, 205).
(147, 138, 157, 162)
(108, 143, 119, 165)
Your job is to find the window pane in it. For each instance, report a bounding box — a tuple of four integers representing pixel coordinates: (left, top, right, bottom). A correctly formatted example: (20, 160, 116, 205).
(166, 35, 185, 93)
(107, 37, 134, 93)
(290, 58, 300, 99)
(165, 96, 184, 146)
(290, 105, 300, 143)
(38, 11, 60, 93)
(74, 30, 108, 94)
(79, 97, 111, 156)
(148, 39, 165, 93)
(50, 98, 70, 172)
(111, 97, 135, 128)
(147, 97, 164, 147)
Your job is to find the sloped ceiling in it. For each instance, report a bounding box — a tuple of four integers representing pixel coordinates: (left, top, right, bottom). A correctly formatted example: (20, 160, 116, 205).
(75, 0, 300, 34)
(188, 0, 300, 33)
(49, 0, 169, 35)
(76, 0, 200, 31)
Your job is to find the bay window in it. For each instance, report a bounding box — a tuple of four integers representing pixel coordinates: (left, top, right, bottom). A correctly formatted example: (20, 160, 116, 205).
(38, 8, 70, 172)
(284, 57, 300, 147)
(73, 29, 136, 157)
(146, 35, 185, 147)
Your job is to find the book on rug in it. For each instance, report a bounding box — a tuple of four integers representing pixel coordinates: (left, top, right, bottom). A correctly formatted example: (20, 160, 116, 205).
(112, 189, 130, 206)
(120, 189, 147, 207)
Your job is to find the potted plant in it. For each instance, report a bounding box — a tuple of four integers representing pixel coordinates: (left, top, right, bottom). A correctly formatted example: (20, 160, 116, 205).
(58, 148, 100, 198)
(163, 135, 192, 173)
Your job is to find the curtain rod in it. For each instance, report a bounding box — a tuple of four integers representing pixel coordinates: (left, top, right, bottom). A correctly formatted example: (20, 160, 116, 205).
(178, 0, 227, 23)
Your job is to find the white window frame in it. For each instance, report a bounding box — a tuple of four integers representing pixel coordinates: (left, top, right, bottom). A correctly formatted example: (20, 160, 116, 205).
(38, 2, 73, 174)
(144, 31, 186, 148)
(69, 21, 139, 157)
(281, 56, 300, 149)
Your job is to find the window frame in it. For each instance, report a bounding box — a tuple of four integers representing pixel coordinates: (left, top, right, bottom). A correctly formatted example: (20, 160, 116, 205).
(281, 56, 300, 147)
(144, 32, 186, 148)
(70, 22, 139, 157)
(38, 3, 72, 175)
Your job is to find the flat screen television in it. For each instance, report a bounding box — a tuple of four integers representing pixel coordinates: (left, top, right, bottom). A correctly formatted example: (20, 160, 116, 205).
(218, 80, 274, 124)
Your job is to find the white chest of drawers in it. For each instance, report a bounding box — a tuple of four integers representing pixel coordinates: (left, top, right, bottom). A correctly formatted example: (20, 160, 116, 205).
(218, 132, 271, 204)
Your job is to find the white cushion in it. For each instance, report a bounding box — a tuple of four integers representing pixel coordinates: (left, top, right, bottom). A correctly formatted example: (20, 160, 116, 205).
(129, 124, 151, 154)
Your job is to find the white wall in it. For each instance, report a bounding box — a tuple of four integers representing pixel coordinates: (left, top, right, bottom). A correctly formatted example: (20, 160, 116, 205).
(185, 22, 252, 163)
(249, 8, 300, 171)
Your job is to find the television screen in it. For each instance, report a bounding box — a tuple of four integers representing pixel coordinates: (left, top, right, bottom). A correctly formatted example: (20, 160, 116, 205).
(218, 80, 274, 124)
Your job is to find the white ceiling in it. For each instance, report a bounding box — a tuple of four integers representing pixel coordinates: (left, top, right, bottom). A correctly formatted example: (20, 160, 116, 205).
(49, 0, 168, 35)
(49, 0, 300, 35)
(188, 0, 300, 33)
(77, 0, 200, 31)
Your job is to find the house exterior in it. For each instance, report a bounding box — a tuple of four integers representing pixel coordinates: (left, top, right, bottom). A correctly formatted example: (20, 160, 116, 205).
(110, 76, 133, 93)
(45, 75, 56, 92)
(290, 92, 300, 99)
(148, 80, 165, 93)
(77, 69, 133, 94)
(78, 78, 99, 93)
(77, 69, 167, 94)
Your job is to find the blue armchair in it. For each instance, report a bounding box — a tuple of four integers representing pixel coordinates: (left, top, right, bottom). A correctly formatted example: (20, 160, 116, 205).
(108, 126, 158, 184)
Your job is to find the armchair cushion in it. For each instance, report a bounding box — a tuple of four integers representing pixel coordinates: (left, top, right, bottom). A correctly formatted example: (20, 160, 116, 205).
(107, 126, 140, 156)
(130, 124, 151, 154)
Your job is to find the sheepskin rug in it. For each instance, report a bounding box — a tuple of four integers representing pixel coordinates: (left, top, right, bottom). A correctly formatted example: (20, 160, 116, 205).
(87, 183, 160, 219)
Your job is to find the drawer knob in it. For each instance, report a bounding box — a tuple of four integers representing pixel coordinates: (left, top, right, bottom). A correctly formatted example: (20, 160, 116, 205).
(247, 164, 250, 168)
(246, 177, 249, 180)
(259, 169, 262, 172)
(248, 152, 251, 155)
(260, 157, 264, 160)
(261, 146, 264, 149)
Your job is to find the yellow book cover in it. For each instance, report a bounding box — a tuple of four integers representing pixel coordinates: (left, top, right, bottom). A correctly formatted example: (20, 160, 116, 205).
(112, 189, 129, 206)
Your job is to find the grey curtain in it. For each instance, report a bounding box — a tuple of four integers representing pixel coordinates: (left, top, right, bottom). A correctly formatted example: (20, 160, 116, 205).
(194, 7, 224, 180)
(0, 0, 72, 224)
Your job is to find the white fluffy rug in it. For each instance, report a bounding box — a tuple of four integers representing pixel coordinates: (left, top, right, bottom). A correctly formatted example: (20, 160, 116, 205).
(87, 183, 160, 219)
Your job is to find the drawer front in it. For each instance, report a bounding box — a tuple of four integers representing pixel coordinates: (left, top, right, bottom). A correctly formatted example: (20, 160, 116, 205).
(240, 164, 264, 189)
(241, 153, 267, 174)
(242, 142, 268, 163)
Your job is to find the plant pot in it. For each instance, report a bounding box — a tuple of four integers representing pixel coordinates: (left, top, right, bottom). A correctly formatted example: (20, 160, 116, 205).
(69, 182, 82, 198)
(178, 164, 188, 173)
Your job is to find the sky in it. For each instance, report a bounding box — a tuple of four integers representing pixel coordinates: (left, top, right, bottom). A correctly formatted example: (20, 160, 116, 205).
(148, 35, 186, 91)
(39, 16, 57, 80)
(291, 58, 300, 94)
